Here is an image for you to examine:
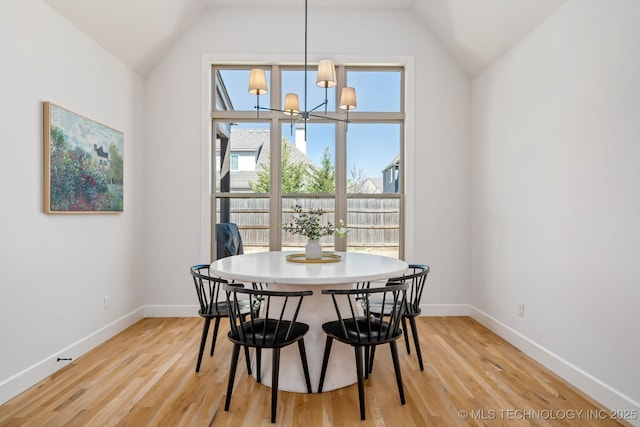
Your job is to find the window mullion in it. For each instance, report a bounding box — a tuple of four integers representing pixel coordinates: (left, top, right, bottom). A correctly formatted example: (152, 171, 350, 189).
(335, 65, 348, 252)
(270, 65, 283, 250)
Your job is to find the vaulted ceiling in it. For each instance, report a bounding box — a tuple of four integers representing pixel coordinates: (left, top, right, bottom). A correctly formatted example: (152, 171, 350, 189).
(43, 0, 566, 78)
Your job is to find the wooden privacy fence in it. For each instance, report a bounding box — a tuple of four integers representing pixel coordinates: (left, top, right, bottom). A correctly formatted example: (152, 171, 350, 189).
(215, 198, 400, 249)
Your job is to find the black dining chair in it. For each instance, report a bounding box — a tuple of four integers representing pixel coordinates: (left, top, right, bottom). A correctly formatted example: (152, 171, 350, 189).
(318, 282, 409, 421)
(369, 264, 430, 371)
(215, 222, 244, 259)
(223, 284, 313, 424)
(190, 265, 254, 373)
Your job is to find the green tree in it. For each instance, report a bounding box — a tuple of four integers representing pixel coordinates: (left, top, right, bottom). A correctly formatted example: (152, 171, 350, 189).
(307, 147, 335, 193)
(49, 126, 76, 210)
(250, 157, 271, 193)
(50, 126, 69, 155)
(107, 143, 123, 185)
(249, 140, 308, 193)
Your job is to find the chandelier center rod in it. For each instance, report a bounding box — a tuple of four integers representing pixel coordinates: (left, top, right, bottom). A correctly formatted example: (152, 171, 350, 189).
(304, 0, 308, 136)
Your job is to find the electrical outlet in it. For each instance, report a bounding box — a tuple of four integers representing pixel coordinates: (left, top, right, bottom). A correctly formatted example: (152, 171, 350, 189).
(518, 303, 524, 317)
(104, 295, 110, 310)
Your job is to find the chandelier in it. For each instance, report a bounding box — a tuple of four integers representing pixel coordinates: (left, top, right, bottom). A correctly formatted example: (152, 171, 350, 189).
(247, 0, 357, 137)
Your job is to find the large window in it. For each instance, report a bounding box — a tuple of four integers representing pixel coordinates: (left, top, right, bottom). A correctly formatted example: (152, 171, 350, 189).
(211, 65, 404, 258)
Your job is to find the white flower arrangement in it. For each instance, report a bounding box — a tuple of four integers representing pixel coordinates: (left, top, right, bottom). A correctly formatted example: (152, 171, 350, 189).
(282, 205, 347, 240)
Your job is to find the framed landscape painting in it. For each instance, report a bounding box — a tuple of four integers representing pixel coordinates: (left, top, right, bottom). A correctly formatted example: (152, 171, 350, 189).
(43, 102, 123, 213)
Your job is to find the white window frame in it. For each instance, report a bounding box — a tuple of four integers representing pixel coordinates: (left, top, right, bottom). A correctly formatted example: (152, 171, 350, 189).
(200, 54, 415, 262)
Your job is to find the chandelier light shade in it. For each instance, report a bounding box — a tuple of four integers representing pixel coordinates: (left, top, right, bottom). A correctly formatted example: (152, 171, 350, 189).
(316, 59, 337, 88)
(339, 87, 357, 110)
(248, 68, 268, 95)
(248, 0, 356, 137)
(283, 93, 300, 115)
(339, 86, 357, 130)
(249, 68, 268, 118)
(316, 59, 337, 114)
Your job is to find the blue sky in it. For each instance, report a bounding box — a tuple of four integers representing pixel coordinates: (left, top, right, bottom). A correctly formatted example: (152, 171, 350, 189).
(221, 68, 401, 180)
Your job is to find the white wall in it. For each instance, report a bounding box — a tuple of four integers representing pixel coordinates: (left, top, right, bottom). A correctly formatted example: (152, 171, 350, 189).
(143, 7, 471, 314)
(0, 0, 145, 403)
(471, 0, 640, 413)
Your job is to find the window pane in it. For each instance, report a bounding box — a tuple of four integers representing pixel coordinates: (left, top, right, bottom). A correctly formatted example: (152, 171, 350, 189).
(215, 122, 270, 193)
(215, 197, 270, 254)
(346, 70, 401, 112)
(347, 123, 400, 194)
(282, 198, 338, 252)
(216, 68, 270, 112)
(282, 69, 336, 113)
(347, 198, 400, 258)
(281, 122, 336, 194)
(212, 64, 404, 258)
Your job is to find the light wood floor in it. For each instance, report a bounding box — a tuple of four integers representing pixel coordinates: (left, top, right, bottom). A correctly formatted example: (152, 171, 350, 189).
(0, 317, 627, 426)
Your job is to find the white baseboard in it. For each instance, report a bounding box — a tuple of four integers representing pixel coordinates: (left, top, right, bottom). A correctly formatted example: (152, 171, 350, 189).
(469, 305, 640, 425)
(0, 308, 144, 406)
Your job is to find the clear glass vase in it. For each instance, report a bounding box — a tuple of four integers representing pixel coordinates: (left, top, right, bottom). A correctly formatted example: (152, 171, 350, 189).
(305, 239, 322, 260)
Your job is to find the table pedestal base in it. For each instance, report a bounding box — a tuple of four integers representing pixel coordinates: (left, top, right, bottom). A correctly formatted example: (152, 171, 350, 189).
(251, 282, 357, 393)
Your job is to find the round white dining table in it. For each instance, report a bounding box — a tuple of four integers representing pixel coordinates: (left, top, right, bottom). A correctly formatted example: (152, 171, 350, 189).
(210, 251, 408, 393)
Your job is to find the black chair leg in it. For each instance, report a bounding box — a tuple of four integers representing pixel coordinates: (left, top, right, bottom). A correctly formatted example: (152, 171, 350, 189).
(244, 346, 252, 375)
(408, 316, 424, 371)
(389, 341, 406, 405)
(256, 348, 262, 383)
(364, 346, 370, 379)
(271, 348, 281, 423)
(297, 339, 312, 393)
(210, 317, 221, 356)
(196, 318, 211, 372)
(224, 343, 241, 412)
(355, 346, 366, 420)
(317, 336, 333, 393)
(402, 316, 411, 354)
(368, 345, 376, 374)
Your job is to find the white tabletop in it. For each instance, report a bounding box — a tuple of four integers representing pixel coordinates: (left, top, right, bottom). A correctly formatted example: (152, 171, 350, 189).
(210, 251, 409, 285)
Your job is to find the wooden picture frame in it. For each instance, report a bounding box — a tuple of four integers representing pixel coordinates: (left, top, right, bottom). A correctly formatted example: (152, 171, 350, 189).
(43, 102, 123, 213)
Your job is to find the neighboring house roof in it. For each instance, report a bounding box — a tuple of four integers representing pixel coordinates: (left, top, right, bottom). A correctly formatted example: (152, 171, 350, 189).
(383, 154, 400, 173)
(353, 177, 383, 194)
(226, 128, 268, 151)
(369, 178, 384, 192)
(247, 133, 310, 166)
(230, 170, 260, 190)
(223, 128, 313, 191)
